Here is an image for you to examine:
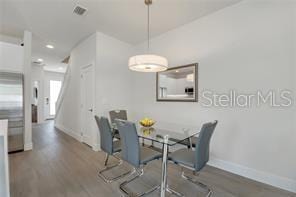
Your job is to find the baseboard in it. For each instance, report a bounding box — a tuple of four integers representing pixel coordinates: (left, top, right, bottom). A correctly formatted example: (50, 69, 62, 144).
(54, 123, 100, 151)
(208, 157, 296, 193)
(92, 144, 101, 152)
(54, 123, 82, 142)
(24, 142, 33, 151)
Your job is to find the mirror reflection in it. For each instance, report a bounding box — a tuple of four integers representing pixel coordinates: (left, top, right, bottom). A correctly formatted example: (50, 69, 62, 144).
(157, 64, 197, 102)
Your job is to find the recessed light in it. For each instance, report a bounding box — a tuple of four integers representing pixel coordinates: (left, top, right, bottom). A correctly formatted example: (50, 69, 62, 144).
(37, 58, 43, 62)
(46, 44, 54, 49)
(175, 70, 179, 73)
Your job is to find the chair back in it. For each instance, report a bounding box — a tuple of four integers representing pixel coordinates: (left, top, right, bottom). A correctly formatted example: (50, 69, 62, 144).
(109, 110, 127, 124)
(115, 119, 140, 168)
(94, 116, 113, 155)
(195, 120, 218, 171)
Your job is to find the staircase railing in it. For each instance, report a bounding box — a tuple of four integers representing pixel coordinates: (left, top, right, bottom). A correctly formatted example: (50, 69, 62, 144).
(55, 64, 71, 120)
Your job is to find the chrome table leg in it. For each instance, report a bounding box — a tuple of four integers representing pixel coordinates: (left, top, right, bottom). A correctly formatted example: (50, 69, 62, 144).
(160, 135, 169, 197)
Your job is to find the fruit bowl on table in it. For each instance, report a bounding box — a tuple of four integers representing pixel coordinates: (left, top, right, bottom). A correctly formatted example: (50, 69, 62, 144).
(139, 118, 155, 128)
(140, 127, 155, 136)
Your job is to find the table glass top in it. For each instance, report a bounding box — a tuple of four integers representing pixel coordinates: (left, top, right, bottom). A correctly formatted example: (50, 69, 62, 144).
(113, 121, 201, 146)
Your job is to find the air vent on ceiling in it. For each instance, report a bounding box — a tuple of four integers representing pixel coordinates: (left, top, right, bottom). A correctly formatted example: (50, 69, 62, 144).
(73, 5, 87, 16)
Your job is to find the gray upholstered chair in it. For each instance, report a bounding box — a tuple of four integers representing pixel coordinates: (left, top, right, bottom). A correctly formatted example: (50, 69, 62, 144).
(94, 116, 130, 183)
(115, 119, 162, 196)
(109, 109, 152, 146)
(109, 110, 128, 124)
(169, 120, 218, 197)
(109, 110, 127, 139)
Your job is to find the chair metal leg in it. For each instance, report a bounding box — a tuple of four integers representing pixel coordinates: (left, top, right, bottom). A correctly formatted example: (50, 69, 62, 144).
(150, 140, 154, 147)
(104, 153, 109, 166)
(181, 171, 213, 197)
(120, 168, 160, 197)
(98, 153, 131, 183)
(166, 186, 185, 197)
(188, 138, 193, 150)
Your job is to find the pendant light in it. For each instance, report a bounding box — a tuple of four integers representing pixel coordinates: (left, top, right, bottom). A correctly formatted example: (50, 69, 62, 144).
(128, 0, 168, 72)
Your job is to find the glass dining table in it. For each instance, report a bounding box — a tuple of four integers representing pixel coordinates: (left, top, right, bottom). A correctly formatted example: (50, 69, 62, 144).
(113, 121, 201, 197)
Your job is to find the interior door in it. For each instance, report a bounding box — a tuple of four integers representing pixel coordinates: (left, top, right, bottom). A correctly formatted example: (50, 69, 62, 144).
(81, 65, 94, 147)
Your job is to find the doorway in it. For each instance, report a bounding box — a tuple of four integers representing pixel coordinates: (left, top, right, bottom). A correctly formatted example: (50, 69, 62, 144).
(81, 64, 94, 147)
(44, 71, 64, 120)
(32, 80, 39, 123)
(49, 80, 62, 116)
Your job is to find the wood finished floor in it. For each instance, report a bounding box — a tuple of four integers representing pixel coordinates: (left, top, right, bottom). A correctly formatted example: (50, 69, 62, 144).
(8, 134, 24, 152)
(9, 121, 295, 197)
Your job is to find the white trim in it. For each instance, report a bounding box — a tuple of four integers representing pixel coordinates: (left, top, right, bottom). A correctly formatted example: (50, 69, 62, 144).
(55, 123, 100, 151)
(0, 69, 23, 74)
(208, 157, 296, 193)
(92, 144, 101, 152)
(54, 123, 82, 142)
(24, 143, 33, 151)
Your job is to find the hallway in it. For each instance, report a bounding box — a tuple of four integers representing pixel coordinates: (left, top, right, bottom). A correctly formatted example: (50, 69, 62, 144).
(9, 121, 295, 197)
(9, 121, 121, 197)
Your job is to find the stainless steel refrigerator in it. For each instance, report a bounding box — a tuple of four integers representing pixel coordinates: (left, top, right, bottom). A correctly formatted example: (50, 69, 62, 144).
(0, 72, 24, 153)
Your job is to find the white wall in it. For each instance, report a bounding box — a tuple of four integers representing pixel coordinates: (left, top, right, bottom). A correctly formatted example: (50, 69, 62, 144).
(95, 32, 134, 116)
(293, 5, 296, 144)
(131, 0, 296, 192)
(0, 34, 22, 45)
(55, 33, 97, 141)
(23, 31, 33, 151)
(0, 41, 23, 72)
(93, 32, 134, 149)
(55, 32, 133, 150)
(43, 71, 64, 120)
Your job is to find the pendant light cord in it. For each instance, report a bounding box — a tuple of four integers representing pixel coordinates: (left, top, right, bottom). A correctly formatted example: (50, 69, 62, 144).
(147, 2, 150, 52)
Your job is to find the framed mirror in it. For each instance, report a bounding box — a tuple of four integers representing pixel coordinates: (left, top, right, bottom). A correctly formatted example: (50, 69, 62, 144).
(156, 63, 198, 102)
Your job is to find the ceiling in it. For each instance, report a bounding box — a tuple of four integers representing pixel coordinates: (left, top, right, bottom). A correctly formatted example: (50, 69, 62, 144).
(0, 0, 241, 73)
